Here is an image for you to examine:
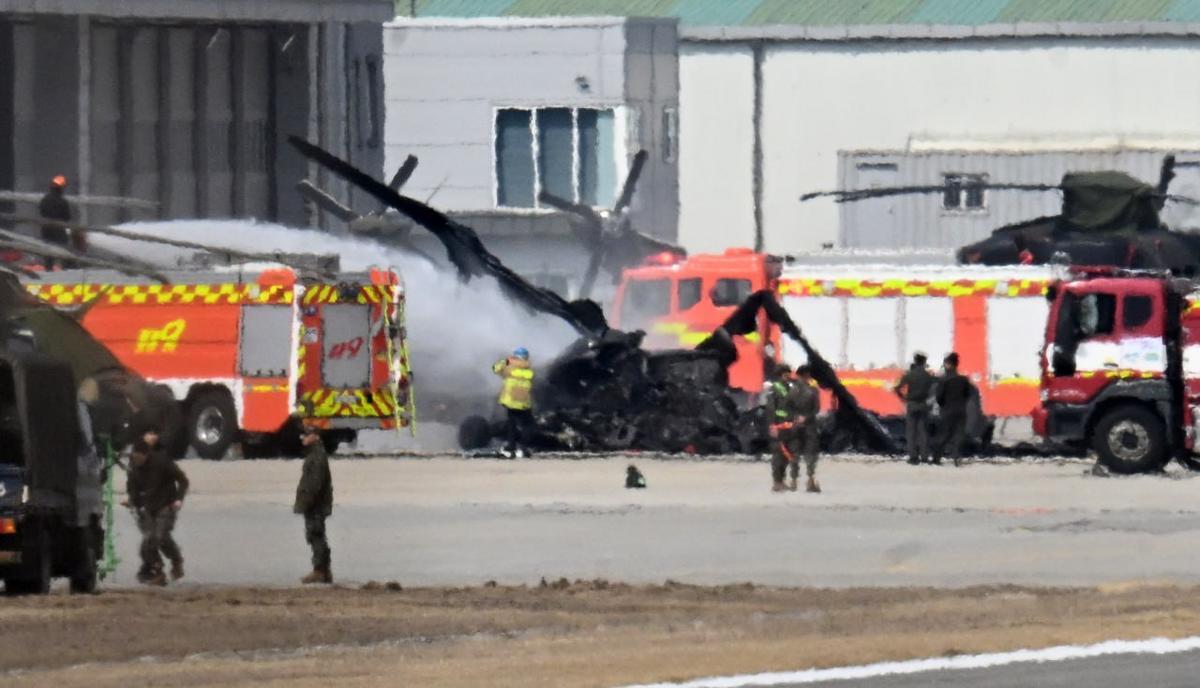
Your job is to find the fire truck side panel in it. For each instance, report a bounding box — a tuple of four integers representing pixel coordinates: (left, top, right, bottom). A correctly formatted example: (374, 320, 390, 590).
(242, 377, 291, 432)
(237, 305, 296, 433)
(80, 304, 240, 380)
(778, 266, 1053, 418)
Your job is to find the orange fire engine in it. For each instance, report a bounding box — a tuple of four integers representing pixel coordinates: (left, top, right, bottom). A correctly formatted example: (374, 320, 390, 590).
(25, 266, 415, 458)
(612, 249, 1055, 419)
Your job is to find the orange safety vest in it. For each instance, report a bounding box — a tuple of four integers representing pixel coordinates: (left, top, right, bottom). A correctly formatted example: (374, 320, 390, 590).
(493, 357, 534, 410)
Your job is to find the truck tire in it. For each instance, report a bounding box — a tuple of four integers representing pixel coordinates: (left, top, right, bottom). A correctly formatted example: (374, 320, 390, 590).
(188, 390, 238, 460)
(458, 415, 492, 451)
(69, 527, 98, 595)
(1092, 406, 1167, 474)
(5, 530, 52, 596)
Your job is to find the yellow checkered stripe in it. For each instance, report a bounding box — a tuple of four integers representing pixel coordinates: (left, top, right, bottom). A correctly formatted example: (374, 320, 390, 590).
(27, 283, 294, 305)
(299, 387, 410, 423)
(300, 284, 395, 305)
(777, 278, 1049, 298)
(1077, 369, 1162, 380)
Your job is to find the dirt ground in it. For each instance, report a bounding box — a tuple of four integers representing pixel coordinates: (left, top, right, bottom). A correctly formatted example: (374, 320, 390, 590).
(5, 582, 1200, 687)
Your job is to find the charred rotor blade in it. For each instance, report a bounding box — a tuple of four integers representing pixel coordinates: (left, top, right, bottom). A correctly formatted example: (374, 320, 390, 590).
(1159, 154, 1177, 196)
(537, 190, 603, 246)
(578, 244, 605, 300)
(295, 180, 360, 222)
(377, 155, 420, 215)
(389, 155, 419, 192)
(288, 135, 607, 337)
(626, 227, 685, 257)
(613, 150, 648, 214)
(0, 213, 337, 279)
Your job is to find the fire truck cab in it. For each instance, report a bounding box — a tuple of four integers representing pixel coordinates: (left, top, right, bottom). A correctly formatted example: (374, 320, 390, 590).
(611, 248, 779, 395)
(1034, 268, 1198, 473)
(25, 266, 415, 459)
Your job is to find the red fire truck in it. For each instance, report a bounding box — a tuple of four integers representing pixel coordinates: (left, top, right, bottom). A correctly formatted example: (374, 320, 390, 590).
(1034, 268, 1200, 473)
(612, 248, 1053, 419)
(24, 266, 415, 458)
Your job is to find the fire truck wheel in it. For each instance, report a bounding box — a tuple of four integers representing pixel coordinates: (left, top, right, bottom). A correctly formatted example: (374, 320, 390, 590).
(1092, 405, 1166, 475)
(188, 390, 238, 460)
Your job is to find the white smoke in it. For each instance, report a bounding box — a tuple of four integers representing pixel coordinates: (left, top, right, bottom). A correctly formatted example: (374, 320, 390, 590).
(92, 220, 580, 449)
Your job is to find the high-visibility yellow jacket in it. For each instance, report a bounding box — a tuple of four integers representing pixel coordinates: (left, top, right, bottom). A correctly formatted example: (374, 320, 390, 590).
(493, 357, 534, 410)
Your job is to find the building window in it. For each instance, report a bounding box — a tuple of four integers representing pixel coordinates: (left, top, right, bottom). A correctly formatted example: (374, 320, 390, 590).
(943, 174, 987, 211)
(495, 107, 617, 209)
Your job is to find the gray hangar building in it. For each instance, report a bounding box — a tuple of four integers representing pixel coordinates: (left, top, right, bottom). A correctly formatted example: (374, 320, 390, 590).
(0, 0, 392, 227)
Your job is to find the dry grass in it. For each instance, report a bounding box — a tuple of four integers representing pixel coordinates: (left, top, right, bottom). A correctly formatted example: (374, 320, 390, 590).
(5, 581, 1200, 687)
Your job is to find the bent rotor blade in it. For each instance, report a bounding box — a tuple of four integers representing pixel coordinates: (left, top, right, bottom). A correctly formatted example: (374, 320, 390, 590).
(0, 212, 337, 279)
(613, 150, 648, 214)
(296, 180, 360, 222)
(288, 135, 608, 337)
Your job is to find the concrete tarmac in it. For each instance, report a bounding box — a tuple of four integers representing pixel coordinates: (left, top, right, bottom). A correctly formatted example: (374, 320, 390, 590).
(108, 455, 1200, 588)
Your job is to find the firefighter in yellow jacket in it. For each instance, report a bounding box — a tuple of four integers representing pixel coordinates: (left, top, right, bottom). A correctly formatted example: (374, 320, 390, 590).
(493, 347, 534, 457)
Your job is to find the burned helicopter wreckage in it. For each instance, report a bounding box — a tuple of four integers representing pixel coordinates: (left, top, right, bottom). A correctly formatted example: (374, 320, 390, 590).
(290, 136, 898, 455)
(803, 155, 1200, 271)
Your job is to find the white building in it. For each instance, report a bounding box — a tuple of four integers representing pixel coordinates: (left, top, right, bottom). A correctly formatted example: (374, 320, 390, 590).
(393, 2, 1200, 262)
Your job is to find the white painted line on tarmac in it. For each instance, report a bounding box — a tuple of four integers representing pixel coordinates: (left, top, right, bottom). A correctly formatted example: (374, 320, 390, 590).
(618, 636, 1200, 688)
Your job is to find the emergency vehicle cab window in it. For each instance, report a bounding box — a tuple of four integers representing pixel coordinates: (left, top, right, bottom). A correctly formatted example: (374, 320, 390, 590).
(1123, 295, 1153, 330)
(677, 278, 702, 311)
(712, 279, 752, 307)
(1077, 293, 1115, 337)
(621, 279, 671, 330)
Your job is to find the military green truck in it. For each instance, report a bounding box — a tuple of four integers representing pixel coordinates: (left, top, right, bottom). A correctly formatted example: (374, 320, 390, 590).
(0, 353, 103, 595)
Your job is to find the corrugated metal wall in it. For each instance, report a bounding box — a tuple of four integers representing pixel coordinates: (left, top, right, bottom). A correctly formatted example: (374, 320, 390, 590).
(839, 149, 1200, 249)
(87, 22, 282, 226)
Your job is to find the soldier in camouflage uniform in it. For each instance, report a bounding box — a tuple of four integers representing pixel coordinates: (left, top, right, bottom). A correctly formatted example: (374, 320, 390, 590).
(295, 423, 334, 584)
(766, 364, 822, 493)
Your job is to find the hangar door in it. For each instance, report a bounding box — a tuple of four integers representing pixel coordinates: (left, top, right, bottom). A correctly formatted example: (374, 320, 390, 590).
(88, 23, 288, 225)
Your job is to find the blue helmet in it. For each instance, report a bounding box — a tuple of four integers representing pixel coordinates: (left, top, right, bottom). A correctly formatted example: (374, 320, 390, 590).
(513, 347, 529, 359)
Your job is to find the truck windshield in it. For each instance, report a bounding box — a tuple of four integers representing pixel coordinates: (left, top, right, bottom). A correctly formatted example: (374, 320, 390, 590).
(621, 279, 671, 330)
